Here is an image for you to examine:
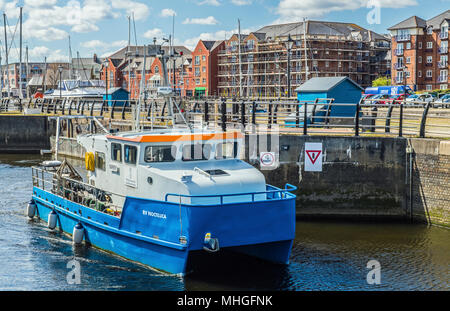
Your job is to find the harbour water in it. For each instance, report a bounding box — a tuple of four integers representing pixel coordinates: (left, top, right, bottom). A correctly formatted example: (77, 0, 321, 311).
(0, 154, 448, 291)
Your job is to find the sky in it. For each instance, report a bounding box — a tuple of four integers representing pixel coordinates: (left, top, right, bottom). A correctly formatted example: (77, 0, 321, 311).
(0, 0, 448, 63)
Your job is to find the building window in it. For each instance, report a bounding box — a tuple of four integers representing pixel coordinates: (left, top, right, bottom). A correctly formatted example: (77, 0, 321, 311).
(195, 56, 200, 65)
(426, 85, 432, 91)
(418, 42, 422, 49)
(202, 66, 206, 73)
(427, 56, 433, 63)
(418, 70, 422, 77)
(426, 70, 432, 78)
(418, 56, 422, 63)
(154, 66, 159, 73)
(441, 84, 448, 90)
(406, 57, 411, 64)
(427, 27, 433, 35)
(406, 42, 411, 49)
(202, 78, 206, 84)
(195, 67, 200, 76)
(196, 79, 200, 85)
(325, 61, 329, 68)
(202, 55, 206, 62)
(427, 42, 433, 49)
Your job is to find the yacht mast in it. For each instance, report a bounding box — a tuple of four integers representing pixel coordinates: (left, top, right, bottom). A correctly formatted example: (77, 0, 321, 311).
(303, 18, 309, 81)
(68, 36, 73, 79)
(3, 13, 9, 97)
(19, 7, 23, 99)
(238, 19, 242, 98)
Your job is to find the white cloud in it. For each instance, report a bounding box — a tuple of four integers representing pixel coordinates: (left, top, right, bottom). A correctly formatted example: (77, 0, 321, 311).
(28, 45, 68, 62)
(231, 0, 252, 5)
(275, 0, 419, 22)
(24, 0, 58, 7)
(81, 39, 128, 51)
(143, 28, 166, 40)
(160, 8, 176, 17)
(110, 0, 150, 21)
(182, 16, 219, 25)
(197, 0, 221, 6)
(182, 26, 256, 49)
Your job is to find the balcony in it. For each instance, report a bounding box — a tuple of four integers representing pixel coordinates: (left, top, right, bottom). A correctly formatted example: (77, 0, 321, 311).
(394, 49, 404, 56)
(438, 47, 448, 54)
(438, 61, 448, 69)
(394, 63, 404, 70)
(440, 31, 449, 40)
(395, 34, 411, 42)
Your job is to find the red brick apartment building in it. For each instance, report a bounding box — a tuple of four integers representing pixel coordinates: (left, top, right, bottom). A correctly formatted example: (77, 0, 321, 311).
(217, 20, 391, 98)
(188, 40, 225, 97)
(389, 10, 449, 91)
(100, 41, 225, 99)
(100, 45, 192, 99)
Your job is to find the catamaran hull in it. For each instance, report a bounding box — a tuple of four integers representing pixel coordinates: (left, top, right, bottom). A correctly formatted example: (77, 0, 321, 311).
(31, 186, 296, 276)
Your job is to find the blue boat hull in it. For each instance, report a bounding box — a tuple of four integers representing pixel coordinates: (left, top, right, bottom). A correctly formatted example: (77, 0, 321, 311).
(31, 185, 296, 276)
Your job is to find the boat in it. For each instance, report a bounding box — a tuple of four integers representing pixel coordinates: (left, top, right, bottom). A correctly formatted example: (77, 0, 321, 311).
(28, 128, 297, 275)
(43, 80, 106, 99)
(28, 43, 296, 275)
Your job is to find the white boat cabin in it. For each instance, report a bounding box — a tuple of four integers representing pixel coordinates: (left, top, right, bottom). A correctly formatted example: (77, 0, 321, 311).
(77, 129, 266, 207)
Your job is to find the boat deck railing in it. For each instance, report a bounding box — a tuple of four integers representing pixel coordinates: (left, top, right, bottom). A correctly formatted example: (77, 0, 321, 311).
(165, 184, 297, 206)
(31, 166, 125, 217)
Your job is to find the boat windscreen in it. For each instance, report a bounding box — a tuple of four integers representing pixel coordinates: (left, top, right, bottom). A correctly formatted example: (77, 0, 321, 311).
(144, 145, 176, 162)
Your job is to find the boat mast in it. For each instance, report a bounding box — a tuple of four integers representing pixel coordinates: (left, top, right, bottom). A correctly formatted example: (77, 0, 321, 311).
(303, 17, 309, 82)
(128, 15, 131, 96)
(3, 13, 9, 97)
(238, 18, 242, 98)
(68, 36, 73, 79)
(135, 44, 146, 131)
(19, 7, 23, 99)
(26, 45, 29, 98)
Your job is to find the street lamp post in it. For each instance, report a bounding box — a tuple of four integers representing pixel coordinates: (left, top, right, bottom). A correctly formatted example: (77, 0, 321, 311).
(103, 59, 109, 105)
(285, 34, 294, 98)
(58, 65, 63, 99)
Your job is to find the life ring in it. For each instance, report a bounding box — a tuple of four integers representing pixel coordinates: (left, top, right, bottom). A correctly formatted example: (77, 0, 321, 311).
(85, 152, 95, 172)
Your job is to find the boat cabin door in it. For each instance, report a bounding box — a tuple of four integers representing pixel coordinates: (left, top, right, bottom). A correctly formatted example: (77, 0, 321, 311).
(123, 144, 138, 188)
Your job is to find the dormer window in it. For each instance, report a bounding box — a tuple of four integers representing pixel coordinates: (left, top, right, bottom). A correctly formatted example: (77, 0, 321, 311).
(427, 26, 433, 35)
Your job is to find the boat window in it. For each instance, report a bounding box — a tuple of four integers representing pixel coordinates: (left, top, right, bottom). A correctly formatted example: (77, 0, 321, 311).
(124, 145, 138, 165)
(111, 143, 122, 162)
(144, 145, 176, 163)
(215, 142, 238, 159)
(182, 143, 212, 161)
(95, 152, 106, 170)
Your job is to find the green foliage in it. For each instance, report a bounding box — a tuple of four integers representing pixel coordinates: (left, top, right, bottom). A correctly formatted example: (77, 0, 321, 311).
(372, 76, 391, 87)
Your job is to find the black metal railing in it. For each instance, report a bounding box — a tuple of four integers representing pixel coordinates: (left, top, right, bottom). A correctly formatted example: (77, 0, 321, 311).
(2, 96, 450, 139)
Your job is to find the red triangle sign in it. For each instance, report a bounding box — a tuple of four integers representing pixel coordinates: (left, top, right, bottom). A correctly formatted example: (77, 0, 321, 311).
(306, 150, 322, 165)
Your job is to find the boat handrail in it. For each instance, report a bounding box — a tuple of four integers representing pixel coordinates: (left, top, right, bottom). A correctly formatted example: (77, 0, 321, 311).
(31, 166, 126, 215)
(165, 183, 297, 205)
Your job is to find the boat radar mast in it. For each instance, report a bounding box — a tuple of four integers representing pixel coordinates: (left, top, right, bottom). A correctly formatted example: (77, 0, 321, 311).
(134, 43, 191, 131)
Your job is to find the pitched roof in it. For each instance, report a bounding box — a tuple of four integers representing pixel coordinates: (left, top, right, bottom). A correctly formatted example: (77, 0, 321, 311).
(294, 76, 363, 93)
(201, 40, 216, 51)
(256, 20, 384, 42)
(426, 10, 450, 28)
(107, 45, 192, 60)
(388, 16, 427, 30)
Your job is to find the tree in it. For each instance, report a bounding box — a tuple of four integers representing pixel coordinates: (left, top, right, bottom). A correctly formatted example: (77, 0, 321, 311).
(372, 76, 391, 87)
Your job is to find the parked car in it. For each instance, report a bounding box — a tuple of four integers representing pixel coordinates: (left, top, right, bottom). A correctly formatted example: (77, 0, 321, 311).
(405, 94, 435, 105)
(369, 94, 391, 105)
(434, 94, 450, 108)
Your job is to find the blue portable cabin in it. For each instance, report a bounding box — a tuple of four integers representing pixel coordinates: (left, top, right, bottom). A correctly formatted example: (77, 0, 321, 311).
(103, 87, 129, 106)
(289, 77, 364, 126)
